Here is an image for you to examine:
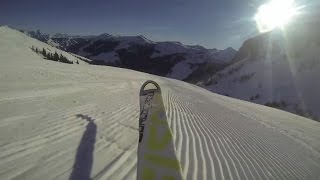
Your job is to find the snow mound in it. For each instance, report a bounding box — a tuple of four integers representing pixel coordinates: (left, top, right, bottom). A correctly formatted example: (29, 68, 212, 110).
(0, 26, 319, 180)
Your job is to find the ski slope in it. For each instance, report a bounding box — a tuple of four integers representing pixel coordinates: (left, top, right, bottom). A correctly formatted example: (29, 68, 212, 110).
(0, 27, 320, 180)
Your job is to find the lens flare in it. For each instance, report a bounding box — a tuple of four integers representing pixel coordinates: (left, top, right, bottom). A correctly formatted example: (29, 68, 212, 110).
(255, 0, 298, 33)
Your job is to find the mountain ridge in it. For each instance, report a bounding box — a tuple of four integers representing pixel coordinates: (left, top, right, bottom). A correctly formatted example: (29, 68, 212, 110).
(21, 28, 237, 81)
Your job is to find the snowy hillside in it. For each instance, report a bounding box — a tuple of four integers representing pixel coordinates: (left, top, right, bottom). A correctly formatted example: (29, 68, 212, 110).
(7, 29, 88, 65)
(202, 25, 320, 121)
(1, 26, 320, 180)
(22, 29, 237, 81)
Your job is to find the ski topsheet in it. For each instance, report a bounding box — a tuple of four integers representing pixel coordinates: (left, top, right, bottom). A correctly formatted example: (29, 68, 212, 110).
(138, 81, 183, 180)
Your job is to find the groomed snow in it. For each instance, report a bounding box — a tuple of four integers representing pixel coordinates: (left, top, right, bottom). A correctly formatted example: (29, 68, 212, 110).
(0, 27, 320, 180)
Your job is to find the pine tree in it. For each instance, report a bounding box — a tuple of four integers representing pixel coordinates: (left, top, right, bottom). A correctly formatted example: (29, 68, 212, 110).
(42, 48, 46, 57)
(76, 60, 79, 64)
(53, 52, 59, 61)
(60, 54, 68, 63)
(47, 53, 52, 60)
(46, 53, 50, 60)
(59, 54, 64, 62)
(35, 48, 38, 53)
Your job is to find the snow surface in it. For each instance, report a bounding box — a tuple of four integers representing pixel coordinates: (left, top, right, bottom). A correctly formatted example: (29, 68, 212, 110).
(1, 26, 320, 180)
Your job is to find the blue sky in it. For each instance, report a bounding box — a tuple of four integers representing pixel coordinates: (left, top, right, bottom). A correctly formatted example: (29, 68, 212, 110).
(0, 0, 267, 49)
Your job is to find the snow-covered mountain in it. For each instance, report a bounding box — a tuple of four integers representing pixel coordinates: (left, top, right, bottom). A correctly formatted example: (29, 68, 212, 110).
(22, 29, 237, 81)
(1, 26, 320, 180)
(200, 23, 320, 121)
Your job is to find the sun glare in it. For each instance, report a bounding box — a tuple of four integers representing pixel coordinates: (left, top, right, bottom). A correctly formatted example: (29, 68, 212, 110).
(255, 0, 299, 33)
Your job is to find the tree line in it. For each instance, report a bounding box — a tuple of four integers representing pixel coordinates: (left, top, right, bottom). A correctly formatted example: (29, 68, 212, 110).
(30, 46, 78, 64)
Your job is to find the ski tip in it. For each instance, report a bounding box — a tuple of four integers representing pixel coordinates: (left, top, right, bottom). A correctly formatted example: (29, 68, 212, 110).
(140, 80, 161, 95)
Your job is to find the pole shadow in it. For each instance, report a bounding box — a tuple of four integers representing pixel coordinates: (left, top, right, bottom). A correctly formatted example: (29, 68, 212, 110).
(69, 114, 97, 180)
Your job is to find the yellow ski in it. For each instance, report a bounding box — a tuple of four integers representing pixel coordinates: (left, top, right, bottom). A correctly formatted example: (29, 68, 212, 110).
(138, 80, 183, 180)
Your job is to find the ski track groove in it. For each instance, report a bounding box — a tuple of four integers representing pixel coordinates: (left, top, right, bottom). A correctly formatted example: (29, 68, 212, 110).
(20, 104, 135, 180)
(200, 95, 308, 179)
(195, 104, 254, 178)
(200, 110, 260, 180)
(0, 104, 95, 147)
(214, 94, 320, 162)
(122, 163, 137, 180)
(1, 87, 315, 180)
(182, 100, 213, 180)
(171, 93, 184, 164)
(175, 98, 199, 180)
(218, 103, 307, 179)
(107, 146, 137, 180)
(0, 91, 136, 180)
(190, 107, 232, 180)
(17, 129, 90, 179)
(174, 96, 238, 180)
(201, 106, 270, 179)
(182, 102, 208, 180)
(95, 144, 137, 180)
(201, 103, 275, 180)
(166, 90, 307, 179)
(191, 106, 247, 180)
(197, 110, 235, 180)
(0, 122, 85, 170)
(173, 94, 189, 179)
(168, 91, 226, 180)
(182, 106, 218, 180)
(100, 103, 137, 143)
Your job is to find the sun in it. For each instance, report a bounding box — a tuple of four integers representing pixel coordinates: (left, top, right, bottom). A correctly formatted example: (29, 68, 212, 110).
(255, 0, 299, 33)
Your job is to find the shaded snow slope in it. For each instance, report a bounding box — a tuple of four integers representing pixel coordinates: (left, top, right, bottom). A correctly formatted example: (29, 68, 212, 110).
(1, 27, 320, 180)
(203, 27, 320, 121)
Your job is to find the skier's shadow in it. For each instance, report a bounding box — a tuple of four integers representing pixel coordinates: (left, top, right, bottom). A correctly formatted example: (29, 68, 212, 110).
(69, 114, 97, 180)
